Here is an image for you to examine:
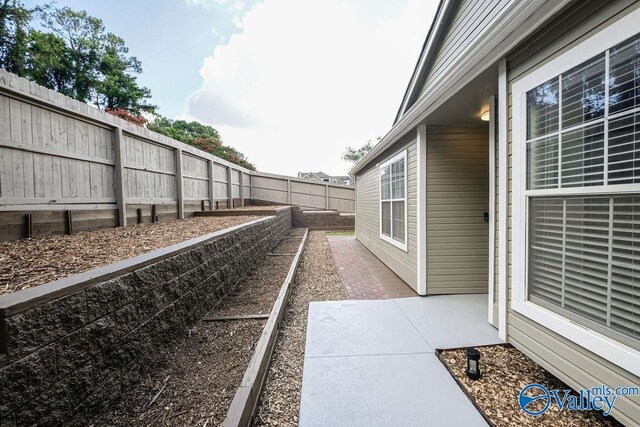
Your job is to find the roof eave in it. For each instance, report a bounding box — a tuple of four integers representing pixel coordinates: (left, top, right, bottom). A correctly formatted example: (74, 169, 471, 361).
(394, 0, 452, 125)
(351, 0, 455, 176)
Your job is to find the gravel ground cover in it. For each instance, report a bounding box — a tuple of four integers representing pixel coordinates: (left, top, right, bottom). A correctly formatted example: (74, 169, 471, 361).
(87, 228, 302, 427)
(253, 231, 347, 426)
(0, 216, 258, 296)
(440, 346, 622, 427)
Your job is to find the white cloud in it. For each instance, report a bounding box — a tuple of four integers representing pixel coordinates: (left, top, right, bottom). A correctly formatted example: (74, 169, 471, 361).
(183, 0, 437, 175)
(186, 0, 248, 28)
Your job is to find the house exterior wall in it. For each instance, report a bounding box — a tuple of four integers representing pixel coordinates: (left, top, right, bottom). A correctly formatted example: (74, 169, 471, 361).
(418, 0, 513, 100)
(425, 126, 489, 294)
(505, 1, 640, 424)
(355, 132, 418, 291)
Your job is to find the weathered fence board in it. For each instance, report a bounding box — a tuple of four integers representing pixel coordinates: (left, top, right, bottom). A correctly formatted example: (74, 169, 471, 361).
(0, 69, 354, 241)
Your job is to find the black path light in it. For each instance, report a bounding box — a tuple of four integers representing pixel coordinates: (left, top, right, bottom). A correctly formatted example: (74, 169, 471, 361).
(466, 347, 481, 380)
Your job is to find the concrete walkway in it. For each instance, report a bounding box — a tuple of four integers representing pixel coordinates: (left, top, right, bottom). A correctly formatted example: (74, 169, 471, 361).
(299, 294, 503, 426)
(328, 236, 417, 299)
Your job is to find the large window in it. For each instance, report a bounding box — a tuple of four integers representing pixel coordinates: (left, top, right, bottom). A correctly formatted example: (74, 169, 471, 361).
(379, 151, 407, 250)
(516, 28, 640, 358)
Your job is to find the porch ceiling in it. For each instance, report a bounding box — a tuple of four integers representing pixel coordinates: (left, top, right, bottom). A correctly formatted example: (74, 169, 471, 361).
(422, 63, 498, 126)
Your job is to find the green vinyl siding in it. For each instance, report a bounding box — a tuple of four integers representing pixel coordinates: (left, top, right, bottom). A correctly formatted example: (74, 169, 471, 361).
(426, 126, 490, 294)
(506, 1, 640, 425)
(355, 132, 418, 290)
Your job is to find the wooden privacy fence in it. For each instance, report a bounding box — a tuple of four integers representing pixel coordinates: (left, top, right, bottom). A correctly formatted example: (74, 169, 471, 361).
(0, 70, 354, 242)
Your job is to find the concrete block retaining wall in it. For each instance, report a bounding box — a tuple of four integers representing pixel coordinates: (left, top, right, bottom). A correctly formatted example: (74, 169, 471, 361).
(291, 207, 355, 231)
(0, 207, 291, 426)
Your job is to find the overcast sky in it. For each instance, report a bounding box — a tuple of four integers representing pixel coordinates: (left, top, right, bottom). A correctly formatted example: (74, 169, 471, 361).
(25, 0, 437, 176)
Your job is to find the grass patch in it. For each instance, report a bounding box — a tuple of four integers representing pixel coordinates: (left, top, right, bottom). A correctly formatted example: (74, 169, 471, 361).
(325, 230, 355, 236)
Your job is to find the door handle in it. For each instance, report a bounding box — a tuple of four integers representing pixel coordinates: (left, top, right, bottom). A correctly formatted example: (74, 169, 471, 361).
(483, 212, 489, 222)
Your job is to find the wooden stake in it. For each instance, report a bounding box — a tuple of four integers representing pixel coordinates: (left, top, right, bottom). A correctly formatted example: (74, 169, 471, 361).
(66, 210, 74, 235)
(201, 314, 270, 322)
(137, 208, 143, 224)
(24, 213, 33, 238)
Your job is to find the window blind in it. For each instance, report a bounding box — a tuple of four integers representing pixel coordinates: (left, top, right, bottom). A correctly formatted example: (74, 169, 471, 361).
(526, 32, 640, 350)
(379, 154, 406, 246)
(529, 196, 640, 349)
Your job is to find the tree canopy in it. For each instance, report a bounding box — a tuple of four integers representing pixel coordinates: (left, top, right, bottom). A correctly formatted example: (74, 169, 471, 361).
(1, 2, 155, 113)
(342, 139, 378, 164)
(0, 1, 256, 170)
(148, 116, 256, 170)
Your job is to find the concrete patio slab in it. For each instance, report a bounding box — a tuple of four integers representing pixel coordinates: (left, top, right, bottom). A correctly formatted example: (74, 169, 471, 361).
(299, 353, 487, 427)
(394, 295, 503, 349)
(305, 300, 432, 358)
(299, 294, 502, 425)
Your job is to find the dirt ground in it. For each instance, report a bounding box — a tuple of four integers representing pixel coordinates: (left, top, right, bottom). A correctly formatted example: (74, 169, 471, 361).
(440, 346, 623, 427)
(90, 320, 264, 427)
(87, 228, 302, 427)
(253, 231, 347, 426)
(0, 216, 258, 296)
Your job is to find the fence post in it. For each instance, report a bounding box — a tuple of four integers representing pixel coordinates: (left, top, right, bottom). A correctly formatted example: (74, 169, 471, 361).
(208, 159, 215, 210)
(113, 127, 127, 227)
(175, 148, 184, 219)
(287, 179, 291, 205)
(247, 172, 251, 201)
(227, 166, 233, 209)
(240, 171, 245, 207)
(325, 184, 329, 210)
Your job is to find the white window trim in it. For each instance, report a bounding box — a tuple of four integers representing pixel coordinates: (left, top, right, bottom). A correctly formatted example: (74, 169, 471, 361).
(512, 7, 640, 378)
(379, 149, 408, 251)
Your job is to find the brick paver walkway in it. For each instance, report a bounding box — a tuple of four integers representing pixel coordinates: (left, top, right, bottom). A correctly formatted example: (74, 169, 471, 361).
(328, 236, 417, 300)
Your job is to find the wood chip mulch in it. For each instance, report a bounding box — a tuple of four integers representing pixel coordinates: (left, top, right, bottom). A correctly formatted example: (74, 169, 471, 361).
(90, 320, 264, 427)
(0, 216, 258, 296)
(87, 228, 302, 427)
(440, 346, 623, 427)
(212, 255, 295, 317)
(222, 205, 284, 211)
(253, 231, 347, 426)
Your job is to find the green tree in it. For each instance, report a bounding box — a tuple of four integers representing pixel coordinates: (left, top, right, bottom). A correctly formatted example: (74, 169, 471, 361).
(96, 34, 155, 112)
(342, 139, 378, 164)
(24, 30, 73, 95)
(42, 7, 103, 103)
(0, 0, 44, 75)
(148, 116, 256, 170)
(1, 5, 156, 114)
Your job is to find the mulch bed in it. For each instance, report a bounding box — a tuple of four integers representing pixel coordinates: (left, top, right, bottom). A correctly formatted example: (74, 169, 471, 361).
(253, 231, 347, 426)
(0, 216, 258, 296)
(88, 228, 303, 427)
(273, 238, 304, 254)
(222, 206, 284, 211)
(212, 255, 295, 317)
(440, 345, 622, 427)
(90, 320, 264, 427)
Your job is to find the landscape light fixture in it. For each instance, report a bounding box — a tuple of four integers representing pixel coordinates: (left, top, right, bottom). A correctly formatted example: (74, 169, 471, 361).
(480, 110, 490, 121)
(466, 347, 481, 380)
